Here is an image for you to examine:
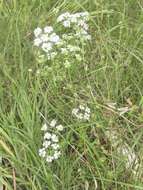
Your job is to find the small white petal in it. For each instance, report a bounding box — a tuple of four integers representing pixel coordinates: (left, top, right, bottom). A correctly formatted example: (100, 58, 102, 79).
(84, 113, 90, 120)
(72, 108, 79, 115)
(34, 38, 42, 46)
(56, 124, 64, 131)
(85, 107, 90, 113)
(63, 20, 71, 28)
(51, 143, 60, 150)
(49, 34, 60, 43)
(57, 15, 65, 22)
(34, 27, 42, 37)
(51, 134, 59, 142)
(53, 151, 61, 159)
(40, 34, 49, 42)
(79, 105, 85, 110)
(46, 156, 53, 162)
(39, 148, 46, 157)
(44, 132, 52, 140)
(41, 123, 48, 131)
(43, 140, 51, 148)
(50, 119, 57, 127)
(57, 12, 70, 22)
(42, 43, 52, 52)
(44, 26, 53, 33)
(77, 113, 84, 119)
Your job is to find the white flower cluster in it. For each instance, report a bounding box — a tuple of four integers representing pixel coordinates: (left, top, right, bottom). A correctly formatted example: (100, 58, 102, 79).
(57, 12, 91, 40)
(33, 12, 91, 68)
(39, 119, 64, 163)
(34, 26, 60, 60)
(72, 105, 91, 121)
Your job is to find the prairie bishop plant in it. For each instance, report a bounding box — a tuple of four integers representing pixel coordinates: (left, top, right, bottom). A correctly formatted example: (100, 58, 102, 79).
(57, 12, 91, 41)
(33, 26, 60, 61)
(33, 12, 91, 77)
(39, 119, 64, 163)
(72, 104, 91, 121)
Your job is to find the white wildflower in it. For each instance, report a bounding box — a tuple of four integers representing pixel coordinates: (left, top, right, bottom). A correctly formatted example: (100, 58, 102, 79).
(41, 123, 48, 131)
(74, 12, 81, 18)
(53, 151, 61, 159)
(40, 34, 49, 42)
(44, 26, 53, 33)
(39, 118, 64, 162)
(78, 20, 86, 27)
(34, 38, 42, 46)
(51, 143, 60, 150)
(57, 12, 90, 42)
(42, 43, 52, 52)
(56, 124, 64, 131)
(46, 155, 53, 163)
(72, 105, 91, 121)
(85, 107, 90, 113)
(72, 108, 79, 115)
(49, 33, 60, 43)
(33, 26, 61, 61)
(44, 132, 52, 140)
(57, 12, 70, 22)
(51, 134, 59, 142)
(83, 113, 90, 120)
(77, 113, 83, 120)
(80, 11, 89, 17)
(34, 27, 42, 37)
(50, 119, 57, 127)
(57, 14, 65, 22)
(79, 105, 85, 110)
(43, 140, 51, 148)
(63, 20, 71, 28)
(33, 11, 91, 71)
(39, 148, 46, 158)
